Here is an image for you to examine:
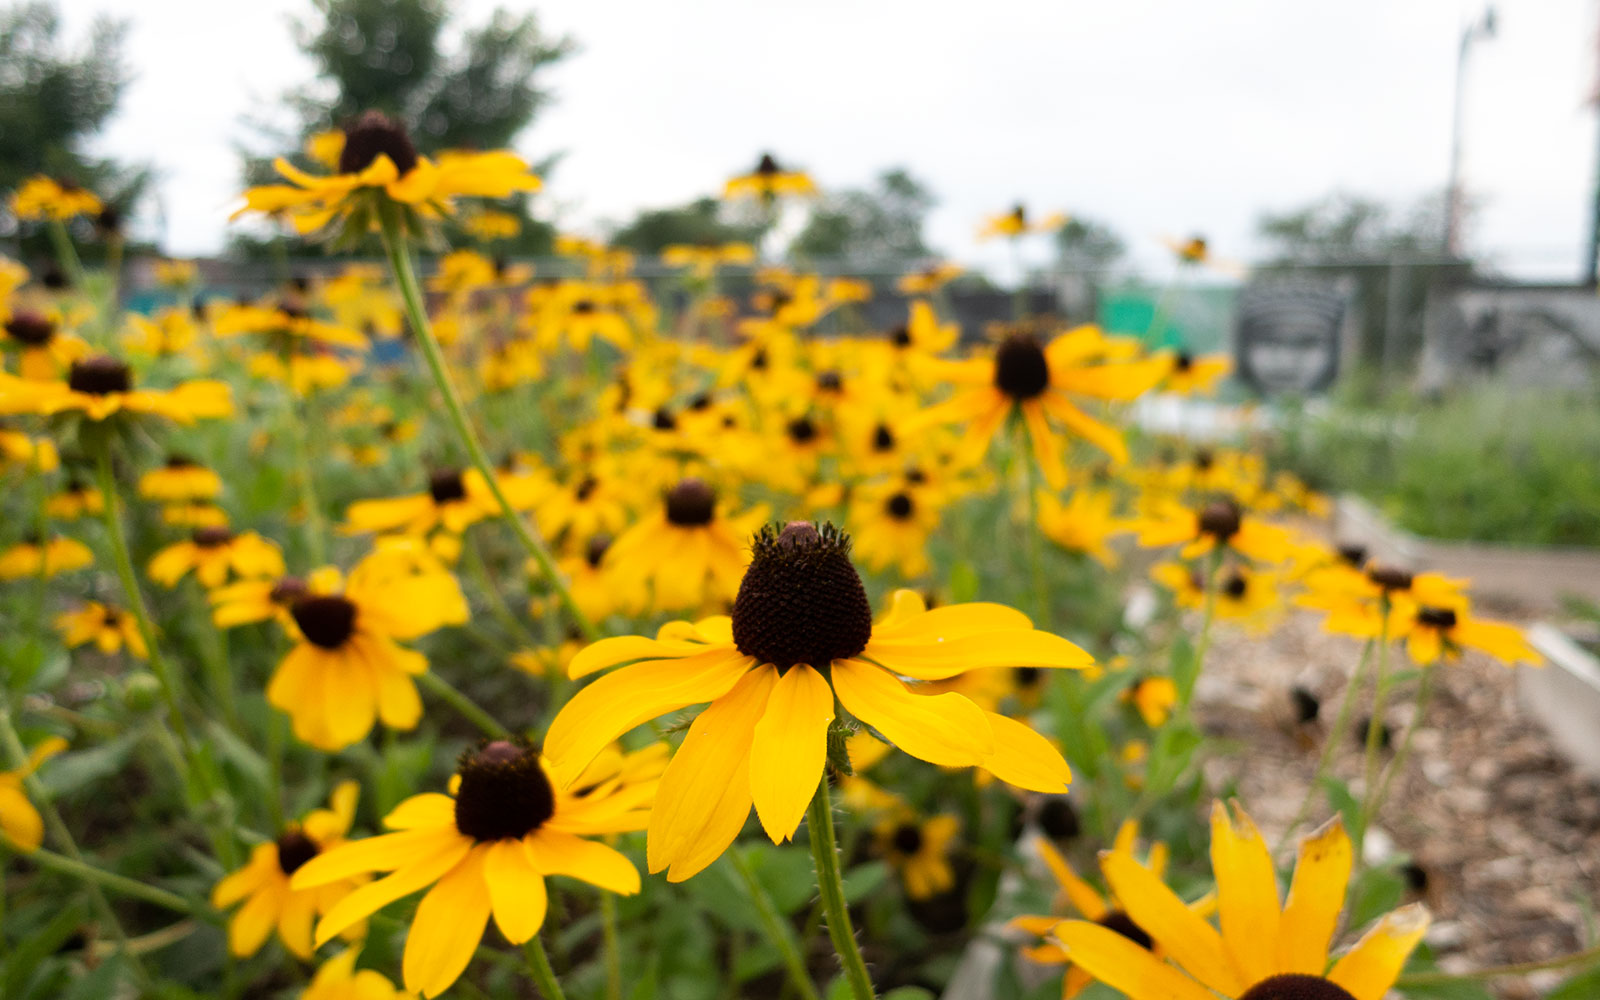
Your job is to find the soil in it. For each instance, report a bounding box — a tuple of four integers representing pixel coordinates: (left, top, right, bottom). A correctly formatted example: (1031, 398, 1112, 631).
(1196, 612, 1600, 999)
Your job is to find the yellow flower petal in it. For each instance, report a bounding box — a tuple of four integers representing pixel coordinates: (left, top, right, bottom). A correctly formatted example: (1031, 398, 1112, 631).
(1053, 921, 1217, 1000)
(1277, 817, 1353, 976)
(403, 845, 493, 998)
(1327, 904, 1431, 1000)
(1210, 801, 1281, 985)
(978, 712, 1071, 793)
(526, 827, 640, 895)
(831, 659, 994, 767)
(1100, 849, 1245, 996)
(863, 630, 1092, 680)
(484, 839, 548, 945)
(311, 834, 472, 944)
(749, 664, 835, 843)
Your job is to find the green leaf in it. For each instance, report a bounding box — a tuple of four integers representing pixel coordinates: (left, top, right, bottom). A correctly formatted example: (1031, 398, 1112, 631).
(1345, 865, 1405, 929)
(203, 719, 270, 798)
(1320, 776, 1361, 835)
(841, 860, 889, 904)
(1169, 632, 1198, 702)
(39, 731, 140, 798)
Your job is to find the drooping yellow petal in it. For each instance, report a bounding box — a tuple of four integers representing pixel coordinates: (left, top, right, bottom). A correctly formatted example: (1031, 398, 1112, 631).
(978, 712, 1071, 792)
(403, 845, 493, 998)
(1210, 801, 1282, 985)
(749, 664, 835, 844)
(545, 647, 753, 786)
(526, 827, 640, 895)
(647, 667, 775, 882)
(1052, 921, 1217, 1000)
(483, 839, 548, 945)
(863, 630, 1092, 680)
(227, 878, 286, 957)
(1326, 903, 1431, 1000)
(1037, 838, 1107, 919)
(1100, 849, 1245, 996)
(1277, 817, 1353, 975)
(212, 845, 279, 907)
(870, 601, 1033, 641)
(831, 659, 994, 767)
(312, 835, 472, 945)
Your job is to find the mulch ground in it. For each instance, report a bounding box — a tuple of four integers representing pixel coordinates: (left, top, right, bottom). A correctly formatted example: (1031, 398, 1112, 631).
(1196, 612, 1600, 999)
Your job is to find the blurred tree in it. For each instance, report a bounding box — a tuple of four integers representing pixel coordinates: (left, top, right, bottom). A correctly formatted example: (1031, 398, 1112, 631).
(789, 168, 935, 261)
(609, 198, 764, 255)
(0, 2, 146, 250)
(234, 0, 571, 257)
(1053, 216, 1125, 273)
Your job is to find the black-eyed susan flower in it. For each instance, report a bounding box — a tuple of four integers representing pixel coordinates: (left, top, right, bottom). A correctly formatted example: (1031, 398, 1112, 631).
(1054, 804, 1429, 1000)
(916, 326, 1168, 487)
(0, 736, 66, 852)
(0, 534, 93, 580)
(554, 534, 645, 623)
(1168, 234, 1210, 265)
(0, 357, 231, 424)
(1136, 497, 1292, 565)
(55, 601, 146, 659)
(545, 522, 1091, 881)
(44, 480, 104, 521)
(662, 242, 756, 279)
(344, 468, 498, 545)
(1152, 561, 1282, 627)
(10, 176, 102, 221)
(301, 948, 408, 1000)
(723, 153, 817, 202)
(1010, 821, 1184, 999)
(1122, 675, 1179, 728)
(849, 482, 938, 579)
(1165, 351, 1232, 395)
(896, 262, 964, 296)
(290, 740, 664, 998)
(214, 301, 369, 352)
(138, 455, 223, 503)
(267, 548, 467, 751)
(0, 425, 58, 472)
(603, 478, 765, 612)
(148, 528, 286, 590)
(212, 781, 367, 959)
(235, 111, 540, 240)
(210, 573, 313, 629)
(1037, 488, 1128, 568)
(3, 309, 87, 380)
(878, 813, 961, 900)
(1385, 593, 1538, 667)
(979, 204, 1066, 240)
(1297, 563, 1465, 641)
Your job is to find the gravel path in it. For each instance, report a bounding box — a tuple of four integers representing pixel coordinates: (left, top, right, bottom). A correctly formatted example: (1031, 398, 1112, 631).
(1196, 613, 1600, 999)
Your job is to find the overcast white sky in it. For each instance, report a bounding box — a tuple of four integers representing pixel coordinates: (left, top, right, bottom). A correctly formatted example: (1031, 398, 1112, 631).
(60, 0, 1600, 280)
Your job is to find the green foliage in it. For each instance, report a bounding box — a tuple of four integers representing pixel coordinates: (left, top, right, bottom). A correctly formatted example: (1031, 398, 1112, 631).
(1272, 384, 1600, 545)
(609, 197, 764, 254)
(789, 168, 935, 261)
(1054, 215, 1125, 272)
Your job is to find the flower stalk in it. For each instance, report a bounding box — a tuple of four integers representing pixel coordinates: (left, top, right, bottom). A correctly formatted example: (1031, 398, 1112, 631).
(806, 776, 877, 1000)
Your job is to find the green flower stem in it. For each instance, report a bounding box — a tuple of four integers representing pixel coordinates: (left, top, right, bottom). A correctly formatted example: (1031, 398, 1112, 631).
(806, 778, 876, 1000)
(729, 847, 823, 1000)
(599, 891, 624, 1000)
(1178, 549, 1223, 711)
(1370, 663, 1437, 822)
(1356, 606, 1393, 851)
(1396, 942, 1600, 986)
(47, 219, 86, 292)
(1279, 639, 1375, 850)
(20, 844, 203, 917)
(416, 670, 510, 739)
(1018, 429, 1047, 626)
(376, 206, 597, 643)
(279, 366, 329, 565)
(463, 532, 541, 650)
(521, 935, 569, 1000)
(92, 443, 193, 753)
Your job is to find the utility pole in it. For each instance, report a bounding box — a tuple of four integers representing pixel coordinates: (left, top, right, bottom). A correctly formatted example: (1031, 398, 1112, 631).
(1587, 13, 1600, 285)
(1444, 7, 1497, 258)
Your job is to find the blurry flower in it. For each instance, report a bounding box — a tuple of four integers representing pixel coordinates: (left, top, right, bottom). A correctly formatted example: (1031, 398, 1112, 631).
(301, 949, 408, 1000)
(604, 478, 765, 611)
(153, 258, 199, 288)
(0, 357, 231, 424)
(1164, 351, 1231, 395)
(878, 813, 960, 900)
(215, 302, 369, 351)
(267, 548, 467, 751)
(1167, 234, 1210, 265)
(662, 242, 756, 279)
(1054, 804, 1429, 1000)
(212, 781, 365, 959)
(148, 528, 286, 590)
(849, 482, 938, 579)
(545, 523, 1090, 881)
(896, 262, 963, 296)
(0, 737, 67, 852)
(291, 740, 663, 998)
(1037, 488, 1128, 568)
(461, 209, 522, 243)
(211, 573, 314, 629)
(234, 111, 540, 240)
(915, 327, 1168, 486)
(139, 456, 223, 503)
(1385, 595, 1539, 667)
(344, 468, 498, 541)
(3, 310, 88, 380)
(0, 534, 93, 580)
(1152, 561, 1281, 627)
(55, 601, 146, 658)
(10, 176, 102, 222)
(1122, 676, 1179, 728)
(44, 480, 104, 521)
(724, 153, 817, 202)
(979, 203, 1066, 240)
(1136, 497, 1291, 565)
